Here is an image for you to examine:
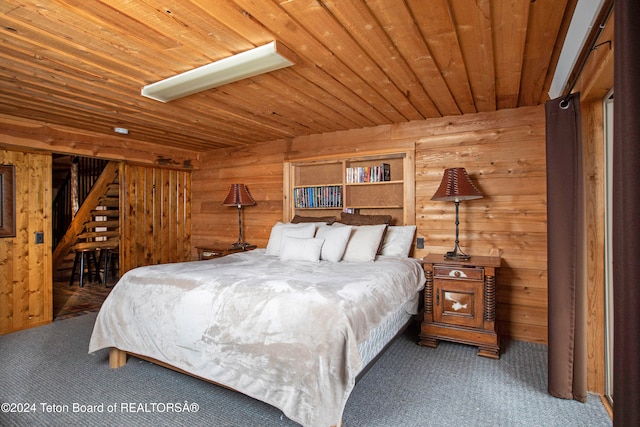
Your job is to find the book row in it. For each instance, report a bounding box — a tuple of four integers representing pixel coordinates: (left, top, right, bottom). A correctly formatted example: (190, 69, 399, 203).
(293, 185, 343, 208)
(345, 163, 391, 183)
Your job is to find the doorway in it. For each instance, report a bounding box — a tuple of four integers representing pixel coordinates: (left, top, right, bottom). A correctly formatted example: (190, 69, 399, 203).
(51, 155, 119, 320)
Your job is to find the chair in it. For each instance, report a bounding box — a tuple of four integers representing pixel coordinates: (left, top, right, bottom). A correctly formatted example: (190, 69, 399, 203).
(99, 246, 119, 287)
(69, 247, 100, 288)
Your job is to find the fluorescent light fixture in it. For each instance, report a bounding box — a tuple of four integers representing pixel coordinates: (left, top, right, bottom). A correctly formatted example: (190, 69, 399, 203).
(548, 0, 606, 99)
(141, 41, 296, 102)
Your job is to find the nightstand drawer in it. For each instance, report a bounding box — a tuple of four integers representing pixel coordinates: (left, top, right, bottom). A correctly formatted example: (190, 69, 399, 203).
(434, 265, 483, 281)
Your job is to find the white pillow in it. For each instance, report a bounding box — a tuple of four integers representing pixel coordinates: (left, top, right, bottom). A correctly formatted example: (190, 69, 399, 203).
(303, 221, 334, 229)
(266, 222, 316, 256)
(279, 236, 324, 262)
(315, 225, 353, 262)
(342, 224, 387, 262)
(380, 225, 417, 257)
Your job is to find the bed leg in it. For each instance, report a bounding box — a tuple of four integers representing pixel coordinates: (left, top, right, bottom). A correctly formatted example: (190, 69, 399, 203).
(109, 348, 127, 368)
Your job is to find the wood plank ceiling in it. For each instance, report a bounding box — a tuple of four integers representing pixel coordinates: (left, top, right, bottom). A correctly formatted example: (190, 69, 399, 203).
(0, 0, 575, 152)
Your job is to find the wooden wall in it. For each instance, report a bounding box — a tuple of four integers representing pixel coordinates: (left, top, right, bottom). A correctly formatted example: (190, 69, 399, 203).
(413, 107, 547, 343)
(0, 149, 52, 335)
(120, 163, 192, 273)
(191, 140, 289, 256)
(192, 105, 548, 343)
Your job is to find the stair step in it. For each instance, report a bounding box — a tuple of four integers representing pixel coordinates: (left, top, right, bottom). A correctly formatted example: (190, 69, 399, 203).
(92, 209, 119, 218)
(98, 198, 119, 207)
(77, 231, 120, 239)
(105, 184, 119, 197)
(74, 240, 119, 251)
(84, 220, 119, 229)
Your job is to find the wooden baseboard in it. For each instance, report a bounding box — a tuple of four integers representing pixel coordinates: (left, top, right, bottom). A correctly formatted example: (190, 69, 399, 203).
(599, 394, 613, 420)
(0, 318, 52, 336)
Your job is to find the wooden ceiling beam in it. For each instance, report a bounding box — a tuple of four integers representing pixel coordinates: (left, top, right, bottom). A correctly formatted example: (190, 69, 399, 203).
(519, 0, 571, 105)
(0, 114, 201, 169)
(407, 0, 477, 115)
(231, 0, 404, 124)
(361, 0, 457, 117)
(281, 0, 427, 121)
(268, 72, 375, 129)
(448, 0, 497, 113)
(492, 0, 530, 109)
(188, 0, 383, 129)
(0, 76, 242, 150)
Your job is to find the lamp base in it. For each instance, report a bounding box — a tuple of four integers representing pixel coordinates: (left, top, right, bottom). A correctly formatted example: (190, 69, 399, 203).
(444, 242, 471, 261)
(444, 251, 471, 261)
(445, 200, 471, 260)
(231, 241, 253, 250)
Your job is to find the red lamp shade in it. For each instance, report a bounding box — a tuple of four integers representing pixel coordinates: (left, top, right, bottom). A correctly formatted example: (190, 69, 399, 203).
(432, 168, 483, 202)
(222, 184, 256, 207)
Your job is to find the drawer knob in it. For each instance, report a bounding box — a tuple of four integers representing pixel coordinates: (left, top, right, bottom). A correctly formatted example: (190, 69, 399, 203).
(449, 269, 467, 278)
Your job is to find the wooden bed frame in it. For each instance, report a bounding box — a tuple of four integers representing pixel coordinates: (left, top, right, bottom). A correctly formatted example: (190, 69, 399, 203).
(109, 348, 235, 390)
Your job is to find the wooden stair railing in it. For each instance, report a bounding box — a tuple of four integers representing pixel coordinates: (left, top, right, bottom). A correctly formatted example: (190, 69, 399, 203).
(52, 161, 119, 273)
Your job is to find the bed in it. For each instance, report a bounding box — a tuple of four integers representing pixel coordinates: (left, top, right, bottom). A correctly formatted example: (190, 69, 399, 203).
(89, 219, 425, 427)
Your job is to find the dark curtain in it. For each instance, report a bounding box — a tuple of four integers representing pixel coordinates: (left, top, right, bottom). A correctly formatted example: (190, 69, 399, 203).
(613, 1, 640, 424)
(545, 92, 587, 402)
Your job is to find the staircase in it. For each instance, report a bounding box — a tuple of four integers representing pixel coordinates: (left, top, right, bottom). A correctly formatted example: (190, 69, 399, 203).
(73, 182, 120, 251)
(53, 161, 120, 282)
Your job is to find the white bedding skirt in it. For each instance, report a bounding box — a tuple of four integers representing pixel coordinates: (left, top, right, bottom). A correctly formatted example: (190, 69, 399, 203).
(358, 295, 417, 369)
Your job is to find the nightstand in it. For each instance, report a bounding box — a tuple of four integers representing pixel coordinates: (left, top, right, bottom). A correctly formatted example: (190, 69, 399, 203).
(418, 253, 501, 359)
(195, 244, 257, 260)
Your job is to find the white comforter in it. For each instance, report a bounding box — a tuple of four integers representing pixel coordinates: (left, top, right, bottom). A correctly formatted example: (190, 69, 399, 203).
(89, 249, 425, 427)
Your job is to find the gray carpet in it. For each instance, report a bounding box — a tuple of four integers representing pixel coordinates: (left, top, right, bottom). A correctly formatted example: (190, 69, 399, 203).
(0, 313, 611, 427)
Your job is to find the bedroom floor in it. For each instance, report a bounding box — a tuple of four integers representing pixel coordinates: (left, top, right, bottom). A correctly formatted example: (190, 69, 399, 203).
(53, 277, 113, 321)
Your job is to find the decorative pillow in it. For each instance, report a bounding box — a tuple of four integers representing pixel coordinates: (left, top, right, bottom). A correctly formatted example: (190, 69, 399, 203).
(380, 225, 417, 257)
(291, 214, 336, 224)
(265, 222, 316, 256)
(339, 212, 392, 226)
(315, 225, 353, 262)
(279, 236, 324, 262)
(342, 224, 388, 262)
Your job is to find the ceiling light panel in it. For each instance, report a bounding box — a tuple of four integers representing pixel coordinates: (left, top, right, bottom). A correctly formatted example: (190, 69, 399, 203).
(141, 41, 296, 103)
